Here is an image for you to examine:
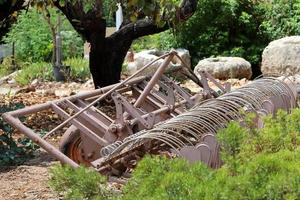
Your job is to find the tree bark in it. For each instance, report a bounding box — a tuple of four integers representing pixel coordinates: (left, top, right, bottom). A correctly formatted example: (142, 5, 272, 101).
(0, 0, 25, 41)
(89, 38, 131, 88)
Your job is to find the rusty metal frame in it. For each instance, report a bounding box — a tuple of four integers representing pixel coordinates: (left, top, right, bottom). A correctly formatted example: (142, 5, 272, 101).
(3, 51, 227, 168)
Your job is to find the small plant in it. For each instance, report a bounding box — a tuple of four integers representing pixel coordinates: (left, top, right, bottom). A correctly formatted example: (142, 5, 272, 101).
(49, 165, 113, 200)
(0, 56, 18, 78)
(0, 102, 35, 166)
(64, 57, 90, 81)
(15, 62, 53, 85)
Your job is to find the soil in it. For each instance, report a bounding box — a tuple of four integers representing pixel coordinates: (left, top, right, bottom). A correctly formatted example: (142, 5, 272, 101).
(0, 152, 59, 200)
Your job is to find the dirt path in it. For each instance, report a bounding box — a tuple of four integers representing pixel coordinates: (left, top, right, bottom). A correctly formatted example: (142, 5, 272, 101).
(0, 152, 59, 200)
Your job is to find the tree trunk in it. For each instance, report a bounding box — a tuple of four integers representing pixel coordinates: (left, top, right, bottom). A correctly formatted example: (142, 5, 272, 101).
(89, 37, 132, 88)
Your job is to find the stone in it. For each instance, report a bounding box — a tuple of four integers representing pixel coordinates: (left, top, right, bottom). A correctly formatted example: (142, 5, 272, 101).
(7, 79, 16, 85)
(194, 57, 252, 80)
(261, 36, 300, 75)
(126, 50, 173, 76)
(172, 48, 191, 69)
(125, 49, 192, 76)
(30, 79, 39, 86)
(83, 79, 94, 88)
(54, 89, 72, 97)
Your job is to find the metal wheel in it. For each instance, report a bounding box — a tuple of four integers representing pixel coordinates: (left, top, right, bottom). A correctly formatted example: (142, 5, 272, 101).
(59, 125, 90, 166)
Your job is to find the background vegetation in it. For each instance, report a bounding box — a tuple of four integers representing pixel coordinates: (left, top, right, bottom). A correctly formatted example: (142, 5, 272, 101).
(3, 8, 83, 63)
(133, 0, 300, 77)
(49, 108, 300, 199)
(1, 0, 300, 82)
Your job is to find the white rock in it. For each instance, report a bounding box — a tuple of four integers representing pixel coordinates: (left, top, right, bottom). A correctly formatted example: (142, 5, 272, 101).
(54, 89, 72, 97)
(31, 79, 39, 86)
(126, 49, 192, 76)
(7, 79, 16, 84)
(83, 79, 94, 88)
(172, 48, 191, 69)
(194, 57, 252, 80)
(126, 51, 171, 76)
(261, 36, 300, 75)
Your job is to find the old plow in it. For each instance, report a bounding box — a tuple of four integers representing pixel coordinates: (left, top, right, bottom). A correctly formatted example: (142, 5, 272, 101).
(2, 51, 298, 176)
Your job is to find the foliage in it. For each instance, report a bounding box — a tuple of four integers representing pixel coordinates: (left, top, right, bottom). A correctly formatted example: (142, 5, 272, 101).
(13, 57, 89, 85)
(0, 56, 16, 78)
(3, 7, 83, 63)
(164, 0, 267, 68)
(131, 31, 176, 52)
(130, 0, 300, 75)
(260, 0, 300, 40)
(0, 102, 35, 166)
(49, 165, 113, 200)
(64, 57, 90, 81)
(15, 62, 53, 85)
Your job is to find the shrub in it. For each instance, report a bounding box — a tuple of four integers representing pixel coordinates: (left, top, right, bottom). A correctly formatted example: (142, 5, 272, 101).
(131, 31, 176, 52)
(49, 165, 113, 200)
(0, 102, 35, 166)
(64, 57, 90, 81)
(15, 62, 53, 85)
(131, 0, 300, 77)
(0, 56, 15, 78)
(3, 8, 83, 63)
(13, 58, 90, 85)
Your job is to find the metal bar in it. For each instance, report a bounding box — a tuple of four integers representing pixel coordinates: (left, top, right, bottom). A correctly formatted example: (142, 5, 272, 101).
(129, 95, 199, 125)
(76, 99, 113, 124)
(51, 103, 109, 146)
(2, 113, 79, 168)
(45, 52, 173, 138)
(134, 53, 175, 108)
(63, 100, 109, 134)
(7, 76, 146, 118)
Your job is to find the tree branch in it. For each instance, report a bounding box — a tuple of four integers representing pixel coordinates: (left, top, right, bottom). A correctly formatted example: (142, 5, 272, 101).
(0, 0, 26, 41)
(53, 0, 105, 42)
(109, 0, 198, 41)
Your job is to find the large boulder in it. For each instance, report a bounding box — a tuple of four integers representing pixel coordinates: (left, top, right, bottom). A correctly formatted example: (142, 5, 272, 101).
(194, 57, 252, 80)
(261, 36, 300, 75)
(126, 49, 191, 76)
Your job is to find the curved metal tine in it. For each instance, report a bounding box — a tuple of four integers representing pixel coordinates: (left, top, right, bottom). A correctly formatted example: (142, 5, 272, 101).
(199, 134, 218, 168)
(224, 92, 263, 110)
(219, 96, 254, 109)
(149, 127, 196, 146)
(197, 143, 212, 165)
(156, 118, 204, 137)
(179, 144, 212, 165)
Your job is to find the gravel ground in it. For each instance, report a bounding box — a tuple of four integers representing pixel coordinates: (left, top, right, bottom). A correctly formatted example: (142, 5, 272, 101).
(0, 152, 59, 200)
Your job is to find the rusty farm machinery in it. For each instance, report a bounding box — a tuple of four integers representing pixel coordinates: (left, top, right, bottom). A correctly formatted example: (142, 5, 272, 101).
(2, 51, 299, 176)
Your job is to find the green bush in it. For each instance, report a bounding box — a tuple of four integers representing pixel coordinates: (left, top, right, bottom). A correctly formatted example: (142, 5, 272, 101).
(0, 56, 15, 78)
(13, 58, 90, 85)
(15, 62, 53, 85)
(64, 57, 90, 81)
(131, 0, 300, 76)
(3, 8, 83, 63)
(0, 103, 35, 166)
(132, 31, 176, 52)
(49, 165, 113, 200)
